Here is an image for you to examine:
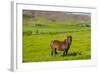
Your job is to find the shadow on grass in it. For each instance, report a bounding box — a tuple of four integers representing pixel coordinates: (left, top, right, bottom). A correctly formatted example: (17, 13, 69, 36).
(67, 52, 82, 56)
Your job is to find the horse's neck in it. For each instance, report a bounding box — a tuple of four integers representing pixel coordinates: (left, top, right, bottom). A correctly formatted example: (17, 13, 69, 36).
(64, 39, 68, 45)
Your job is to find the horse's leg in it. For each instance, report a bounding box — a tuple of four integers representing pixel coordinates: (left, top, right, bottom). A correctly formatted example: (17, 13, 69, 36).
(55, 49, 58, 55)
(51, 49, 53, 56)
(63, 48, 66, 56)
(51, 48, 56, 56)
(65, 46, 70, 55)
(65, 49, 68, 55)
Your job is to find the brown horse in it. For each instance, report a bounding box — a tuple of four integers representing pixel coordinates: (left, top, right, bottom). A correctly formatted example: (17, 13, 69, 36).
(50, 36, 72, 56)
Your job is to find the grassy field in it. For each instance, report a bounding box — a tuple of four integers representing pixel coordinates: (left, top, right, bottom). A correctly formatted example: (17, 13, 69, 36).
(23, 15, 91, 63)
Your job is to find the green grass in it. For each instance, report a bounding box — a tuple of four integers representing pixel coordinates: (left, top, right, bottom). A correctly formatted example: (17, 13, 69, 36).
(23, 15, 91, 63)
(23, 30, 91, 62)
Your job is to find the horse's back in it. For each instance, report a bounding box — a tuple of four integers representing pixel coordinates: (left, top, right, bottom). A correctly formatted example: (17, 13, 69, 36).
(51, 40, 65, 51)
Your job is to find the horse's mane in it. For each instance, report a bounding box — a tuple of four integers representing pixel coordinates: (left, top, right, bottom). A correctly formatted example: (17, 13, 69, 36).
(64, 39, 67, 44)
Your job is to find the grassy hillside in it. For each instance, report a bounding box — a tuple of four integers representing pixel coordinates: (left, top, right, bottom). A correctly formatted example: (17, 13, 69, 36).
(23, 15, 91, 62)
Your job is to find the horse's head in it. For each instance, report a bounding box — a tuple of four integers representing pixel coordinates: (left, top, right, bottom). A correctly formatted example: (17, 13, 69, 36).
(64, 36, 72, 45)
(67, 35, 72, 45)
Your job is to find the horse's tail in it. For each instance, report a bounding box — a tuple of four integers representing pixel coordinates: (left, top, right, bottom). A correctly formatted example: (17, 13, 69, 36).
(50, 41, 54, 49)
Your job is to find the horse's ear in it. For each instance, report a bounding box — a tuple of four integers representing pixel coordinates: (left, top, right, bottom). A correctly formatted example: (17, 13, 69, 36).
(70, 36, 72, 39)
(68, 35, 72, 38)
